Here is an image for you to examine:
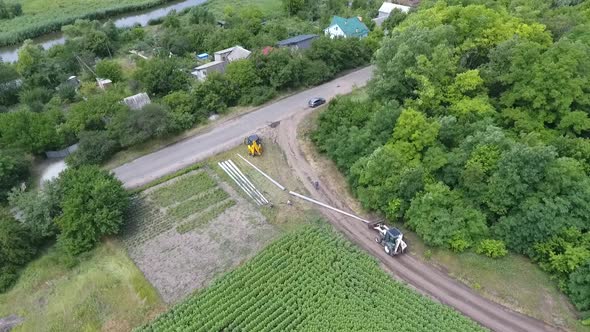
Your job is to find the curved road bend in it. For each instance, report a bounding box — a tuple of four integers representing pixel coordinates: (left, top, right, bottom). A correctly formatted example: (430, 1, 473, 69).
(114, 66, 561, 332)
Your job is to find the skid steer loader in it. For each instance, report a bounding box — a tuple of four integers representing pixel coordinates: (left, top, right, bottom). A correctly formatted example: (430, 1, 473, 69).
(244, 134, 262, 156)
(370, 222, 407, 256)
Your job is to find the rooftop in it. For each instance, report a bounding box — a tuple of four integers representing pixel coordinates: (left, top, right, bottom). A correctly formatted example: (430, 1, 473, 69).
(123, 92, 151, 111)
(378, 2, 411, 14)
(276, 34, 318, 46)
(214, 45, 251, 62)
(194, 60, 225, 70)
(329, 16, 369, 37)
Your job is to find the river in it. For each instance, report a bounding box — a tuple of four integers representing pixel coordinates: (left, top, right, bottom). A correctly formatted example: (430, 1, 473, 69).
(0, 0, 206, 63)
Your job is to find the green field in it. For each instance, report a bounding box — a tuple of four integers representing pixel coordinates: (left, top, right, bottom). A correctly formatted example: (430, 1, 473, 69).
(0, 241, 164, 332)
(137, 225, 485, 332)
(0, 0, 173, 46)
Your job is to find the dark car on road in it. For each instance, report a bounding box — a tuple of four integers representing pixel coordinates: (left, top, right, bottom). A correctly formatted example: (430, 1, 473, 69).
(308, 97, 326, 108)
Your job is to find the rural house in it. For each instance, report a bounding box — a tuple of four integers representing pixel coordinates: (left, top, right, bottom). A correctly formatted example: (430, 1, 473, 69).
(324, 16, 369, 39)
(191, 45, 251, 81)
(373, 2, 411, 26)
(123, 92, 151, 110)
(276, 34, 318, 50)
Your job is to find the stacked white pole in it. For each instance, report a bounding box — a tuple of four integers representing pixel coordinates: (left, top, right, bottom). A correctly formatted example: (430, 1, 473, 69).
(218, 160, 269, 206)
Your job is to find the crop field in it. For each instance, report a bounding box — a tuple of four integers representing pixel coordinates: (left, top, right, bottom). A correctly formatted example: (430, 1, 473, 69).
(0, 0, 173, 46)
(122, 168, 278, 303)
(138, 226, 485, 332)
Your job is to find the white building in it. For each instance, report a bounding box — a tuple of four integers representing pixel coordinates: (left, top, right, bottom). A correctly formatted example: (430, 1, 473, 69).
(192, 45, 252, 81)
(373, 2, 412, 26)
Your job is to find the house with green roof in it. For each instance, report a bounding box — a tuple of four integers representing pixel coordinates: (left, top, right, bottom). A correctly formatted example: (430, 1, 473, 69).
(324, 16, 370, 39)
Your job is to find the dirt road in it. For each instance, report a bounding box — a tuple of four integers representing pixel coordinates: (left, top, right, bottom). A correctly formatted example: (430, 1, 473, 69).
(276, 110, 560, 332)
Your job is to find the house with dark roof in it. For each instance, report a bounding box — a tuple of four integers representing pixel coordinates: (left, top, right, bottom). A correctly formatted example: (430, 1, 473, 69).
(324, 16, 369, 39)
(276, 34, 318, 50)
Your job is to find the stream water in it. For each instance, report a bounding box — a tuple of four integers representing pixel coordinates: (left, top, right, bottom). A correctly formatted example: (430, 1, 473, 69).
(0, 0, 206, 62)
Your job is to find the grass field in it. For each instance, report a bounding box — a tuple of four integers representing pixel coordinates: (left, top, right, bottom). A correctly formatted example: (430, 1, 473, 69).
(137, 225, 484, 332)
(203, 0, 282, 17)
(0, 241, 165, 332)
(0, 0, 173, 46)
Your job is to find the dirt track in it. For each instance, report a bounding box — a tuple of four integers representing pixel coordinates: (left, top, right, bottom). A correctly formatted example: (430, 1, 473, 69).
(276, 111, 561, 332)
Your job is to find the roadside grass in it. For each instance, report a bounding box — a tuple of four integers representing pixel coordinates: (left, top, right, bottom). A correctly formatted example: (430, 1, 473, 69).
(299, 101, 589, 332)
(0, 240, 165, 332)
(0, 0, 175, 47)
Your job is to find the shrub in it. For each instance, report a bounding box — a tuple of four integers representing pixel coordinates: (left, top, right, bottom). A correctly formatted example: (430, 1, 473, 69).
(107, 104, 173, 147)
(57, 83, 77, 102)
(19, 87, 53, 112)
(0, 213, 36, 292)
(66, 130, 119, 167)
(476, 239, 508, 258)
(0, 1, 23, 19)
(55, 165, 129, 255)
(0, 149, 29, 201)
(95, 60, 123, 83)
(568, 260, 590, 311)
(8, 180, 61, 239)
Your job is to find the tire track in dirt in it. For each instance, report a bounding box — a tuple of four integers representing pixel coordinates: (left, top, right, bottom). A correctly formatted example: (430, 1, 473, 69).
(276, 111, 561, 332)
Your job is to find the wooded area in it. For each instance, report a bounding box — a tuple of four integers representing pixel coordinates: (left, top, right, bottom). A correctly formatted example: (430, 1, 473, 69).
(314, 0, 590, 314)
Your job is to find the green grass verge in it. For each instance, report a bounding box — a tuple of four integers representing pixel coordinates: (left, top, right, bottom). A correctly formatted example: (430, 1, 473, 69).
(176, 199, 236, 234)
(0, 241, 164, 332)
(0, 0, 178, 47)
(148, 171, 216, 206)
(138, 225, 484, 331)
(169, 187, 229, 220)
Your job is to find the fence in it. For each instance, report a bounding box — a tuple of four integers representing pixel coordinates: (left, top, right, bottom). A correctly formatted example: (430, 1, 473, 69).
(45, 143, 78, 159)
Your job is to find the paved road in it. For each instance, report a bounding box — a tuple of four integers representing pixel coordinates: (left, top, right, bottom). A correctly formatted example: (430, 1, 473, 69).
(113, 66, 373, 188)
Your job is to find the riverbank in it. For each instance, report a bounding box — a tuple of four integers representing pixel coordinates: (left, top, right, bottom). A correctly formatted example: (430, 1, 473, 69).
(0, 0, 180, 48)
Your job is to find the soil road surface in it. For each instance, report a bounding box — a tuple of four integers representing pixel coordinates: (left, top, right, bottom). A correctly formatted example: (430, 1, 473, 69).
(114, 67, 560, 331)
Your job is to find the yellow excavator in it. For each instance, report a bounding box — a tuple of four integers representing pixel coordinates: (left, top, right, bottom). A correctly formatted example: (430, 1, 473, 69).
(244, 134, 262, 156)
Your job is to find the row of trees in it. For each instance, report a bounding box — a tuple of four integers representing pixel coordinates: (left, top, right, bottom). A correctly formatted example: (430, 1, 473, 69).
(314, 1, 590, 313)
(0, 5, 375, 168)
(1, 166, 128, 291)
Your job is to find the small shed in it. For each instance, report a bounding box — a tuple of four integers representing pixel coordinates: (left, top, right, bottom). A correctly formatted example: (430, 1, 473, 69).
(213, 45, 251, 63)
(123, 92, 151, 110)
(191, 60, 226, 81)
(96, 78, 112, 90)
(276, 34, 318, 50)
(196, 53, 209, 61)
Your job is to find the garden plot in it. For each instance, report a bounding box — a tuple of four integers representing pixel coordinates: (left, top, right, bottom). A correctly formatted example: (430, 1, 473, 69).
(122, 169, 278, 303)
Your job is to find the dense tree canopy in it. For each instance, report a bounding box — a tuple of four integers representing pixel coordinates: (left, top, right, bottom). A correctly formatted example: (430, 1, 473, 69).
(55, 166, 129, 255)
(314, 0, 590, 311)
